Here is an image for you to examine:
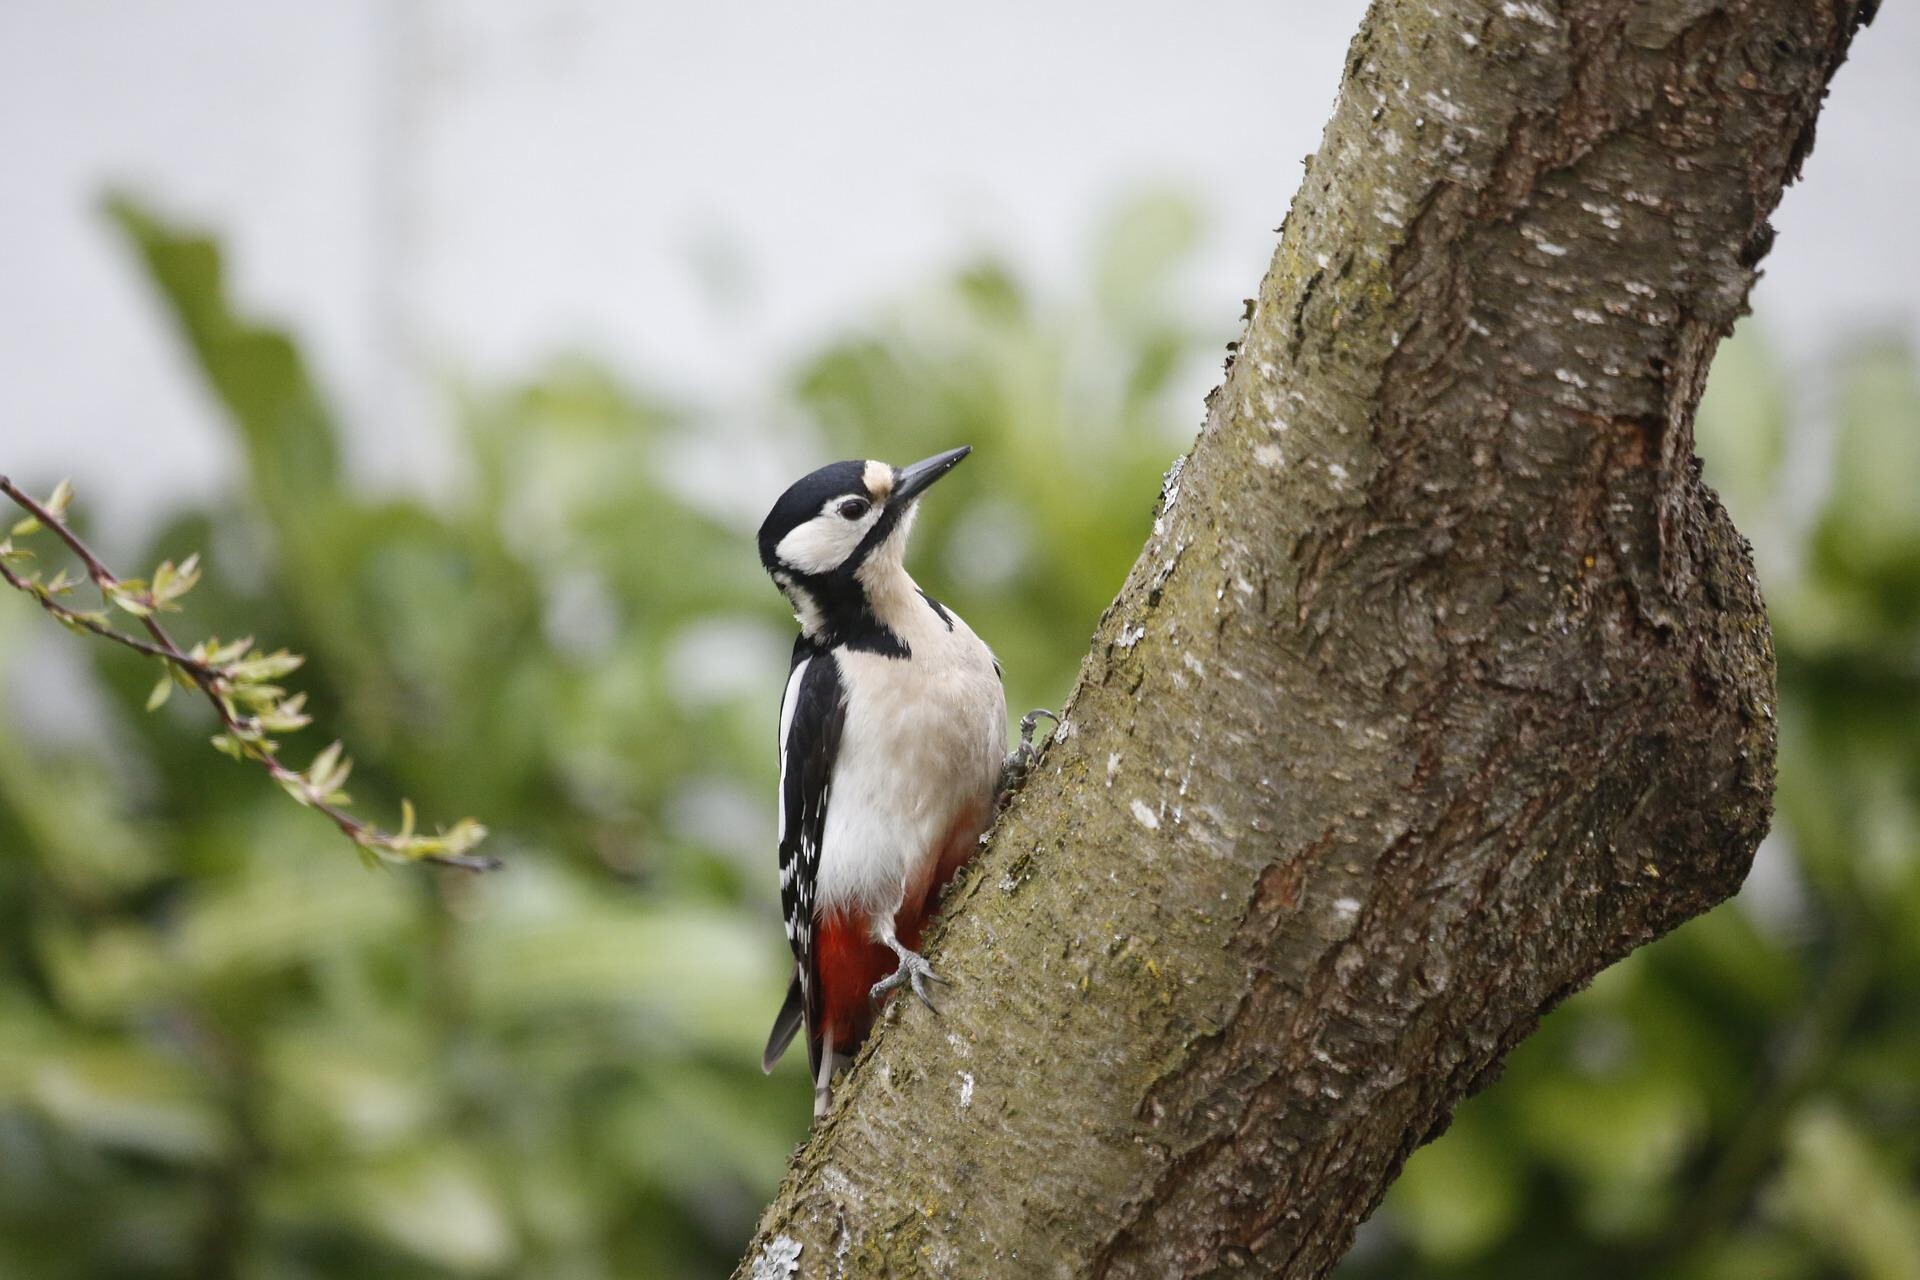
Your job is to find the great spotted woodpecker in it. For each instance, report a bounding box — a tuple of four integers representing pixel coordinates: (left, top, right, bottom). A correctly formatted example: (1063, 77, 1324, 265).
(756, 446, 1031, 1117)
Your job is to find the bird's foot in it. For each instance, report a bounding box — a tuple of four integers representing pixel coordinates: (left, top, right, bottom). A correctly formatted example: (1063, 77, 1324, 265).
(1000, 708, 1060, 793)
(871, 945, 946, 1013)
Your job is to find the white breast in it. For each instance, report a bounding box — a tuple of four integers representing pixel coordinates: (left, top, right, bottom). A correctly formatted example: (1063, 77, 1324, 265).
(816, 593, 1006, 923)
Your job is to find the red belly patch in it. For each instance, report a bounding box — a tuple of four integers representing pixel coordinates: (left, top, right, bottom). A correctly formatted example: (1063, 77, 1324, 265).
(815, 910, 899, 1053)
(812, 804, 989, 1054)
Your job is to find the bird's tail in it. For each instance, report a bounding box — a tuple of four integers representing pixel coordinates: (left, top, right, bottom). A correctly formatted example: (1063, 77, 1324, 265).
(761, 972, 805, 1073)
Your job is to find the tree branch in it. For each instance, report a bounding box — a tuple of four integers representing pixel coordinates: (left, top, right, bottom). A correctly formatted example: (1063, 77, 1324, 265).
(737, 0, 1876, 1275)
(0, 554, 198, 668)
(0, 474, 495, 871)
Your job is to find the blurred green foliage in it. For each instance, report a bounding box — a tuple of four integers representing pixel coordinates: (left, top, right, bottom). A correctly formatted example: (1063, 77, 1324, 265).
(0, 194, 1198, 1277)
(1341, 332, 1920, 1280)
(2, 189, 1915, 1278)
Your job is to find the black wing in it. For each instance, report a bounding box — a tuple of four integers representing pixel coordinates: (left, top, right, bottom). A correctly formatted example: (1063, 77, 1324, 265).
(761, 637, 845, 1077)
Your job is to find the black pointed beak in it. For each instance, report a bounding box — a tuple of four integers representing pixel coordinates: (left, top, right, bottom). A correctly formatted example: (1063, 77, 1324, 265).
(891, 446, 972, 504)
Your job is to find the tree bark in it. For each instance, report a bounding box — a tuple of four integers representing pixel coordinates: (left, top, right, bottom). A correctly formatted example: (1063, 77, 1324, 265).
(738, 1, 1876, 1275)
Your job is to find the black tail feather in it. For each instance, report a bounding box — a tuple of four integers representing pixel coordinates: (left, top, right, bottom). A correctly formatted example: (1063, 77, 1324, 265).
(761, 971, 805, 1073)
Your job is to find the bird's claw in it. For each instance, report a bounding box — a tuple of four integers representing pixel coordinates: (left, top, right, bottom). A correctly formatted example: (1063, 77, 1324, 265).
(1001, 708, 1060, 788)
(871, 948, 946, 1014)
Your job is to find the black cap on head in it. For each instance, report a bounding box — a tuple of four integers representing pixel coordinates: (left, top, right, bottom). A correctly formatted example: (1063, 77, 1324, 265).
(757, 459, 869, 573)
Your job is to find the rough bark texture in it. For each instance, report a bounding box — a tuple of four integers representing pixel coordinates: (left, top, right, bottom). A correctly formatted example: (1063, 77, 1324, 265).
(738, 1, 1875, 1275)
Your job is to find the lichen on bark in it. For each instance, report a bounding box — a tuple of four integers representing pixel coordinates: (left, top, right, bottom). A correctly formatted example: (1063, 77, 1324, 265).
(735, 1, 1877, 1276)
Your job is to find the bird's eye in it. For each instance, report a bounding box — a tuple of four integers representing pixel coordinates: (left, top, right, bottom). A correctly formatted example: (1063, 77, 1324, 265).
(837, 497, 872, 520)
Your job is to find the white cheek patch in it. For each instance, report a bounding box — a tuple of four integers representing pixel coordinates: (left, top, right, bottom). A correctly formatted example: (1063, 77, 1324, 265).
(775, 500, 884, 575)
(774, 517, 857, 575)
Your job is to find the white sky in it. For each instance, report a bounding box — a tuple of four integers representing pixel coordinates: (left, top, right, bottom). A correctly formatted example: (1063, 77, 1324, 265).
(3, 0, 1916, 540)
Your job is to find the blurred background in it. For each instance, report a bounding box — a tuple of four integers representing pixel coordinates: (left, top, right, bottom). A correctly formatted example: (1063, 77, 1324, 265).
(1, 4, 1917, 1277)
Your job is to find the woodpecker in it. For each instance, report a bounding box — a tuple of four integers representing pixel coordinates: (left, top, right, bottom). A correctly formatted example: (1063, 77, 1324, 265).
(756, 445, 1013, 1117)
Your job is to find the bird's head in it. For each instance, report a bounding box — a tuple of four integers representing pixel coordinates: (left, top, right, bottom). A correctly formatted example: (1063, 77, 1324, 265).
(757, 446, 971, 634)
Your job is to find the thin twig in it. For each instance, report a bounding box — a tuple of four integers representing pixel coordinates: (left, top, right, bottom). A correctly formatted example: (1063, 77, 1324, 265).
(0, 474, 495, 871)
(0, 554, 219, 672)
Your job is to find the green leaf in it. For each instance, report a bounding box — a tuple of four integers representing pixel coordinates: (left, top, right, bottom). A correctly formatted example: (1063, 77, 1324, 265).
(226, 647, 305, 682)
(379, 816, 491, 865)
(306, 741, 349, 798)
(227, 682, 288, 709)
(149, 555, 201, 611)
(53, 609, 107, 636)
(104, 196, 343, 526)
(192, 634, 254, 666)
(43, 479, 74, 521)
(144, 674, 172, 712)
(255, 692, 311, 734)
(105, 581, 152, 618)
(53, 608, 106, 632)
(28, 1042, 226, 1164)
(1778, 1104, 1920, 1280)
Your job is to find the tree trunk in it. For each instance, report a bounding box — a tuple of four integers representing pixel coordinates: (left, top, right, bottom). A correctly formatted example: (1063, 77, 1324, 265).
(738, 1, 1876, 1275)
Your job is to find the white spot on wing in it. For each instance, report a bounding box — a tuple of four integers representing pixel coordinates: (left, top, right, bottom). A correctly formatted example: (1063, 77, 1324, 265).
(1130, 799, 1161, 830)
(776, 658, 811, 841)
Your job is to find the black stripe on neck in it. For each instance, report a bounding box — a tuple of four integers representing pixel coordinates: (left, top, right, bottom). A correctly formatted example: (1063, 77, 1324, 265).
(796, 572, 910, 658)
(916, 588, 954, 631)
